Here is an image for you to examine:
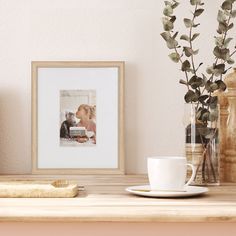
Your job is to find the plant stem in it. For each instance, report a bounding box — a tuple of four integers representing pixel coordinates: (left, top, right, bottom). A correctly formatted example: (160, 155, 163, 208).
(189, 4, 198, 75)
(198, 11, 232, 99)
(230, 49, 236, 58)
(174, 46, 191, 91)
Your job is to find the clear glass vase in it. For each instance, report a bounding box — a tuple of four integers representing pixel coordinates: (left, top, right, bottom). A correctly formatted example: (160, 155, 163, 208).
(183, 103, 220, 185)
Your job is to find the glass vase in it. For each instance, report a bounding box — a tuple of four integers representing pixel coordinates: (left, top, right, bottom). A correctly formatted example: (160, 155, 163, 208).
(183, 103, 220, 185)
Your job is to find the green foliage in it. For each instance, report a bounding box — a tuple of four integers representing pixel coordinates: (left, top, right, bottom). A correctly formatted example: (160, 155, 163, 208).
(192, 33, 200, 41)
(184, 18, 193, 28)
(213, 46, 230, 60)
(163, 6, 173, 16)
(181, 60, 191, 71)
(160, 0, 236, 127)
(160, 32, 178, 49)
(184, 90, 198, 102)
(169, 52, 180, 62)
(190, 0, 202, 5)
(162, 17, 174, 31)
(222, 0, 233, 10)
(180, 34, 190, 42)
(194, 9, 204, 17)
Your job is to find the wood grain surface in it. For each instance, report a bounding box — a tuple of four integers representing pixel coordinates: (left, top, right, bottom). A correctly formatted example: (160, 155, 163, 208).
(0, 175, 235, 222)
(0, 180, 78, 198)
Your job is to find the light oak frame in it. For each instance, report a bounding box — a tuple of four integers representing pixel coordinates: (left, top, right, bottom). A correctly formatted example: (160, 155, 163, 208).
(31, 61, 125, 174)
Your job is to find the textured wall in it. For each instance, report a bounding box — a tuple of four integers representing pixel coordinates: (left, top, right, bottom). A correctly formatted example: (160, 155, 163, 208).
(0, 0, 234, 174)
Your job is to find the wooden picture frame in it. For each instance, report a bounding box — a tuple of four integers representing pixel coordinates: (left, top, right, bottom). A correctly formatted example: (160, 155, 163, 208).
(32, 61, 125, 174)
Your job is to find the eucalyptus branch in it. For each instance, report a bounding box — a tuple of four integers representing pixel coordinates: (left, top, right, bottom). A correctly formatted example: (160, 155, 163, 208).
(189, 3, 199, 75)
(160, 0, 236, 184)
(161, 0, 236, 112)
(174, 46, 191, 90)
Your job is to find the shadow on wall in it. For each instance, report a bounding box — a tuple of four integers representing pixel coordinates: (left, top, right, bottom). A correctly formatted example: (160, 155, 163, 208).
(0, 89, 31, 174)
(125, 62, 141, 174)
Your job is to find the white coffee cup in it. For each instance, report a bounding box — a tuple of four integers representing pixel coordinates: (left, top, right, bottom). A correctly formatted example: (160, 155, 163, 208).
(147, 156, 195, 191)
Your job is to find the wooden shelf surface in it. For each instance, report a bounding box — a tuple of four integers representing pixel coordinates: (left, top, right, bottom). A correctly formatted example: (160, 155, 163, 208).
(0, 175, 235, 222)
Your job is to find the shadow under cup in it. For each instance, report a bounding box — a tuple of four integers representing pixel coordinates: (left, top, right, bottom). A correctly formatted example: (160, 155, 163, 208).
(147, 156, 191, 191)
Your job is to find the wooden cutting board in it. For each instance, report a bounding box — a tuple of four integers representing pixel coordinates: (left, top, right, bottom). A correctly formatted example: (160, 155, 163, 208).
(0, 180, 78, 198)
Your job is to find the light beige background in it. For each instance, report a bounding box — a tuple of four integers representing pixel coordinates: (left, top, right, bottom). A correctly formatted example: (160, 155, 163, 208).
(0, 0, 235, 174)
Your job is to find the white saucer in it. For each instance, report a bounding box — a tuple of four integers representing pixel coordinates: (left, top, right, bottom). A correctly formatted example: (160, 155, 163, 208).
(126, 185, 208, 198)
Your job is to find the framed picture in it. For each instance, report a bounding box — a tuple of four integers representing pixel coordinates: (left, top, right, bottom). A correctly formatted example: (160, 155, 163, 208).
(32, 61, 125, 174)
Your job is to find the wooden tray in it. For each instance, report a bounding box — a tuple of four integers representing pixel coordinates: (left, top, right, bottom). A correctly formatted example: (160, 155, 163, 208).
(0, 180, 78, 198)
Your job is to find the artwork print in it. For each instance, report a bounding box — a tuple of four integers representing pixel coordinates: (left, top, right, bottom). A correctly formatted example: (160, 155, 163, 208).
(60, 90, 96, 146)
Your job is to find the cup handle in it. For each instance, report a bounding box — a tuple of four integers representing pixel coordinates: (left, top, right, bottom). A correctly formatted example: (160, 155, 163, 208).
(184, 163, 196, 187)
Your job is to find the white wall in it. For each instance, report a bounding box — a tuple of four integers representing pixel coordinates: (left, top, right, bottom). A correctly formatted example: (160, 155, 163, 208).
(0, 0, 234, 174)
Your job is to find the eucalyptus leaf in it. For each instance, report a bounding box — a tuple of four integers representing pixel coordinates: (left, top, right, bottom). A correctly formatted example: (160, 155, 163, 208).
(192, 33, 200, 41)
(195, 89, 201, 97)
(205, 80, 218, 92)
(193, 49, 199, 55)
(179, 79, 188, 85)
(202, 73, 207, 84)
(228, 22, 234, 30)
(227, 0, 236, 3)
(190, 0, 201, 5)
(189, 76, 203, 89)
(213, 63, 225, 74)
(198, 95, 209, 104)
(184, 18, 193, 28)
(206, 66, 214, 74)
(163, 6, 173, 16)
(215, 36, 223, 47)
(181, 60, 191, 71)
(160, 32, 178, 49)
(210, 82, 219, 92)
(172, 31, 179, 39)
(162, 17, 174, 31)
(207, 96, 218, 104)
(224, 37, 233, 47)
(218, 22, 228, 32)
(160, 31, 171, 41)
(194, 8, 204, 17)
(215, 80, 227, 91)
(207, 96, 218, 109)
(193, 23, 201, 28)
(184, 90, 198, 103)
(217, 28, 223, 34)
(198, 62, 203, 69)
(169, 52, 180, 62)
(172, 2, 180, 9)
(166, 39, 178, 49)
(217, 10, 227, 23)
(213, 46, 230, 60)
(227, 58, 235, 64)
(170, 15, 177, 23)
(225, 10, 231, 17)
(164, 1, 172, 6)
(183, 47, 194, 57)
(180, 34, 190, 41)
(221, 0, 232, 10)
